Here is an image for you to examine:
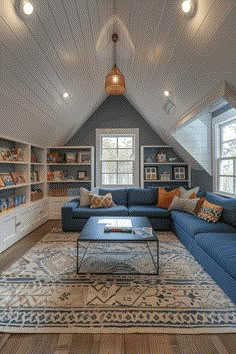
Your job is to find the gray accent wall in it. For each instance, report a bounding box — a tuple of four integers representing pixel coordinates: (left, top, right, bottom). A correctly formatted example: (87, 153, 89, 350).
(67, 95, 211, 191)
(67, 96, 166, 146)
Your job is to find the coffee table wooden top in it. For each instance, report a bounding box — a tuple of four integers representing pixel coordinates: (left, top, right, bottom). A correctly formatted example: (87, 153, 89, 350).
(79, 216, 157, 241)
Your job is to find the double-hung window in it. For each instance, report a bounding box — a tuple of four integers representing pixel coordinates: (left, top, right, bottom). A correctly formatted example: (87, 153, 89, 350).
(214, 117, 236, 196)
(96, 129, 139, 187)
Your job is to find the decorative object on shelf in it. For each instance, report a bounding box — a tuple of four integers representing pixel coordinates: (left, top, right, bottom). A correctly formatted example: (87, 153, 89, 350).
(11, 172, 26, 185)
(168, 157, 177, 162)
(53, 171, 65, 181)
(0, 148, 12, 161)
(78, 171, 86, 180)
(77, 152, 91, 163)
(49, 188, 67, 197)
(47, 170, 53, 181)
(144, 167, 157, 180)
(105, 33, 126, 96)
(30, 171, 39, 182)
(146, 156, 153, 163)
(0, 194, 26, 212)
(31, 189, 43, 202)
(47, 151, 59, 163)
(0, 173, 15, 186)
(65, 152, 76, 163)
(173, 166, 186, 180)
(160, 172, 171, 181)
(156, 151, 166, 162)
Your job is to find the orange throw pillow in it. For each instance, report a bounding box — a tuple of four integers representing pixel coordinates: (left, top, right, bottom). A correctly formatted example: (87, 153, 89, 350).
(157, 187, 180, 209)
(189, 192, 197, 199)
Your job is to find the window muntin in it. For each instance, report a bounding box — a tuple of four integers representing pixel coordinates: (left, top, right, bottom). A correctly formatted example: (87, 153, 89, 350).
(217, 118, 236, 196)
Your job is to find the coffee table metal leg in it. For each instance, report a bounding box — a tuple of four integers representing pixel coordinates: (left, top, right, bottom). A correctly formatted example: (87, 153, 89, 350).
(77, 241, 91, 274)
(146, 241, 159, 275)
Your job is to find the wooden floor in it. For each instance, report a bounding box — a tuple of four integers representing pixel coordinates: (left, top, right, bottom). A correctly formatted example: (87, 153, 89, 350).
(0, 221, 235, 354)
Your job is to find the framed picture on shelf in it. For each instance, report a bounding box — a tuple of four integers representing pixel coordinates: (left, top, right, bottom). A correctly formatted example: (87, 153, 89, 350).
(144, 167, 157, 180)
(78, 171, 86, 180)
(77, 152, 91, 163)
(30, 171, 39, 182)
(65, 152, 76, 163)
(11, 172, 26, 185)
(0, 173, 15, 186)
(173, 167, 186, 180)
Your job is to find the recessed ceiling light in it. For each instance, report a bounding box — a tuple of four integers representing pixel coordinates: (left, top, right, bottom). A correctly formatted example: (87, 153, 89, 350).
(164, 91, 170, 97)
(182, 0, 191, 13)
(22, 1, 34, 15)
(62, 92, 69, 98)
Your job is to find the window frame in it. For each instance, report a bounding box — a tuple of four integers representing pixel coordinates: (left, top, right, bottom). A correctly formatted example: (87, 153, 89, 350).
(96, 128, 139, 188)
(213, 109, 236, 197)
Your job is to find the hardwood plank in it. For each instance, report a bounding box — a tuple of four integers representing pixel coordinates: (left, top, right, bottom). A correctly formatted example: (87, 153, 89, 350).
(147, 334, 180, 353)
(97, 334, 125, 354)
(0, 334, 59, 354)
(124, 334, 151, 353)
(70, 334, 94, 354)
(218, 334, 236, 353)
(176, 334, 222, 353)
(0, 334, 10, 352)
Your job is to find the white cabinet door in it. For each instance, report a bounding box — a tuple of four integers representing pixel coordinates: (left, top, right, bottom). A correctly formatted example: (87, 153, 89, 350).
(0, 215, 17, 252)
(15, 208, 31, 239)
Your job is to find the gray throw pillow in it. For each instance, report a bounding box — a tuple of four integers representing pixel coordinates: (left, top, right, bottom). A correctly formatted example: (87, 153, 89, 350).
(179, 186, 199, 198)
(168, 196, 199, 214)
(80, 187, 98, 207)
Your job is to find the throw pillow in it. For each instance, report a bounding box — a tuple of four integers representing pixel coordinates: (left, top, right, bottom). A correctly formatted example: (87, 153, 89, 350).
(157, 187, 180, 209)
(197, 200, 223, 223)
(194, 198, 205, 214)
(179, 186, 200, 199)
(80, 187, 98, 207)
(168, 196, 199, 214)
(90, 193, 116, 209)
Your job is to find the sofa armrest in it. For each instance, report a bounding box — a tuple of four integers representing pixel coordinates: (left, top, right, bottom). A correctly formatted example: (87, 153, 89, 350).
(63, 198, 80, 209)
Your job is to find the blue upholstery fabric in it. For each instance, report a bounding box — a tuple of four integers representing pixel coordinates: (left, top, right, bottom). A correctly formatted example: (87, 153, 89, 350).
(128, 188, 158, 206)
(72, 205, 129, 218)
(205, 192, 236, 227)
(171, 211, 236, 237)
(128, 205, 170, 218)
(195, 233, 236, 280)
(99, 188, 128, 206)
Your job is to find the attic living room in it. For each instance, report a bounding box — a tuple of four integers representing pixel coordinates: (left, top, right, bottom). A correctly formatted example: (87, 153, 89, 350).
(0, 0, 236, 352)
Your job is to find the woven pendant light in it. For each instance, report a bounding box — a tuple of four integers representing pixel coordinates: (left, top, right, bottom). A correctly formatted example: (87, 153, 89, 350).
(105, 34, 126, 95)
(105, 64, 126, 95)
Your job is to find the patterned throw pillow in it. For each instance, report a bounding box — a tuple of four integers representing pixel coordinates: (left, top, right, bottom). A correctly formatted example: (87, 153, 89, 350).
(80, 187, 98, 207)
(197, 200, 223, 223)
(179, 186, 200, 199)
(168, 196, 199, 214)
(157, 187, 180, 209)
(90, 193, 116, 209)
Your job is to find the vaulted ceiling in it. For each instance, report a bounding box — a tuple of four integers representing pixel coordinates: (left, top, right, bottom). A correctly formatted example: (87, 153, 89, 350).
(0, 0, 236, 150)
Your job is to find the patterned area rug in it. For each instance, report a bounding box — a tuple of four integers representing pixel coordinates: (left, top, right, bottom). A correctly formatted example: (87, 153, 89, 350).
(0, 230, 235, 333)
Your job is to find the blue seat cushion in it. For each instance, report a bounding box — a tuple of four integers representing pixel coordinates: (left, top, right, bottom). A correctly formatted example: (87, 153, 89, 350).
(128, 188, 158, 206)
(72, 205, 129, 218)
(195, 233, 236, 280)
(128, 205, 170, 218)
(98, 188, 128, 206)
(171, 211, 236, 237)
(205, 192, 236, 228)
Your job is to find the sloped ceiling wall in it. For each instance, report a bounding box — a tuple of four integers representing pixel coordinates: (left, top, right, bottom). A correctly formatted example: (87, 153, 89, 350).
(0, 0, 235, 161)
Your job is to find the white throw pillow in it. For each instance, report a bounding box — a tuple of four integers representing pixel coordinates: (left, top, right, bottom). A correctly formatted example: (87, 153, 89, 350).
(179, 186, 199, 199)
(80, 187, 98, 207)
(168, 196, 199, 214)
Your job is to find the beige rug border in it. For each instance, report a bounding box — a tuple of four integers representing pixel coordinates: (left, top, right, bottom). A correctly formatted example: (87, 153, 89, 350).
(0, 327, 236, 334)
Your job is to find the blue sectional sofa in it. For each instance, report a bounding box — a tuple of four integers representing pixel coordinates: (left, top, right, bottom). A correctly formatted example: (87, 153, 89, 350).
(62, 188, 236, 304)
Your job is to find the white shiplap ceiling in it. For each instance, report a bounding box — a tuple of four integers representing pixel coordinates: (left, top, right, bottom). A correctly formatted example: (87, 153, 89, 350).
(0, 0, 236, 150)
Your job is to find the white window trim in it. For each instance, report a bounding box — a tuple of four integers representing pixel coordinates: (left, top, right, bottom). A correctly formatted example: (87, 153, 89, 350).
(96, 128, 139, 188)
(212, 108, 236, 197)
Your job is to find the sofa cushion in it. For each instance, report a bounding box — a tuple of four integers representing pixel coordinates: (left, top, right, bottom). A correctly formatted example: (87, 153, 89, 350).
(99, 188, 128, 206)
(197, 200, 223, 223)
(128, 188, 158, 206)
(205, 192, 236, 227)
(72, 205, 129, 218)
(195, 233, 236, 280)
(128, 205, 170, 218)
(171, 211, 236, 237)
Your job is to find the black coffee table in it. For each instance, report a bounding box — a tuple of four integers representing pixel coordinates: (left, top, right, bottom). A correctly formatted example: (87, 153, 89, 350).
(76, 216, 159, 275)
